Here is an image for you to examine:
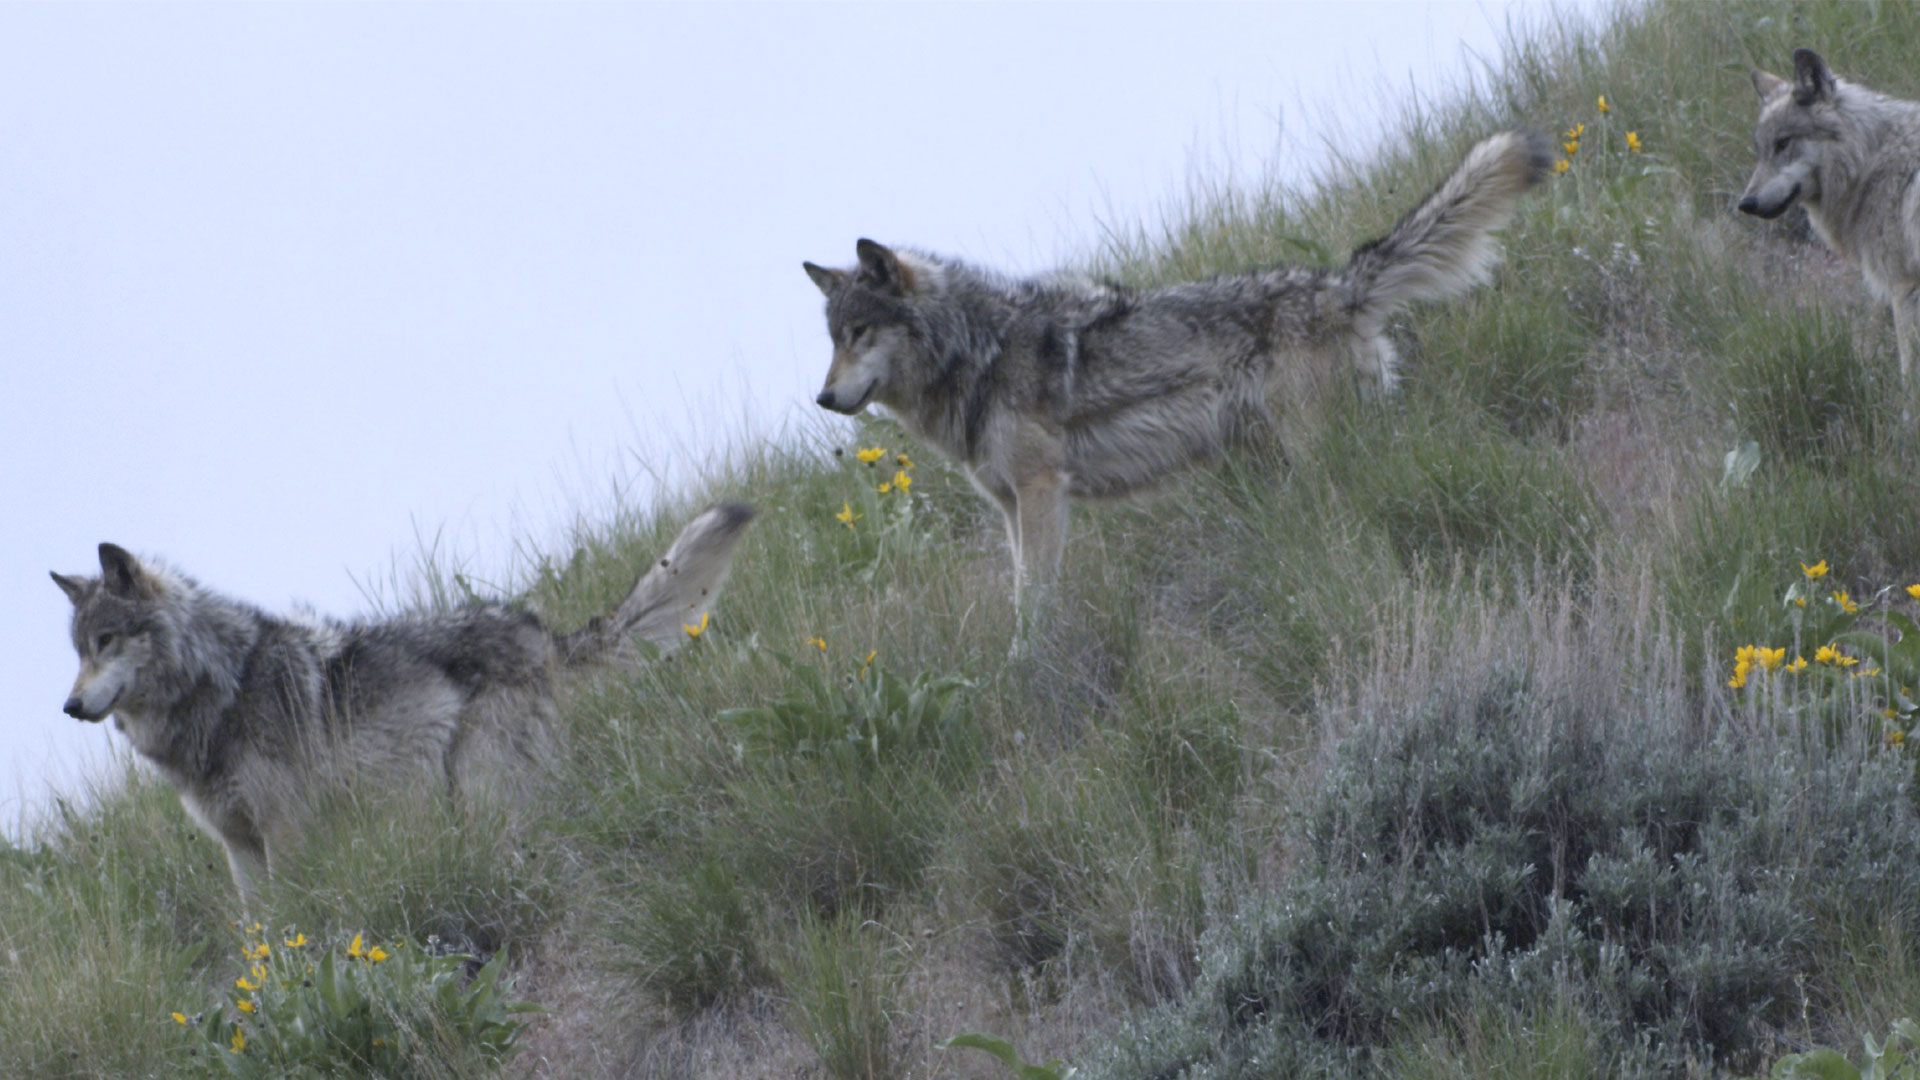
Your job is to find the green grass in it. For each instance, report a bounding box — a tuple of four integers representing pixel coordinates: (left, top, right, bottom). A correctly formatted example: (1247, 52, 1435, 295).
(18, 2, 1920, 1076)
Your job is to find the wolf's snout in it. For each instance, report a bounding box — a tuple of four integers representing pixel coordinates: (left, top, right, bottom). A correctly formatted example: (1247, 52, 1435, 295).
(62, 696, 87, 719)
(815, 390, 836, 409)
(1737, 195, 1761, 215)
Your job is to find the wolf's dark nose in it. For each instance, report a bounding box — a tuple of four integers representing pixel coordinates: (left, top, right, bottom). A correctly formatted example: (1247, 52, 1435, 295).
(1736, 196, 1759, 215)
(815, 390, 835, 409)
(62, 696, 86, 718)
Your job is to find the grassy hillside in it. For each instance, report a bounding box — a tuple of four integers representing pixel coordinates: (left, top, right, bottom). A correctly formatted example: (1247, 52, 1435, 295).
(13, 1, 1920, 1076)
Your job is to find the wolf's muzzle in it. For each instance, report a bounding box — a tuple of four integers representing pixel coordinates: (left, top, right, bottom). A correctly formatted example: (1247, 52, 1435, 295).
(1737, 185, 1798, 219)
(63, 693, 112, 722)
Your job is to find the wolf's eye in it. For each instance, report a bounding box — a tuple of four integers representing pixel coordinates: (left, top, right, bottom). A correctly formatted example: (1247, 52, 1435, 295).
(1773, 135, 1794, 155)
(846, 324, 870, 343)
(93, 632, 115, 653)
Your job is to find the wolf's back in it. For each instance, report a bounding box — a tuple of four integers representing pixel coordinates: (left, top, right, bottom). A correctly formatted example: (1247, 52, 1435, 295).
(1341, 131, 1550, 325)
(556, 502, 756, 666)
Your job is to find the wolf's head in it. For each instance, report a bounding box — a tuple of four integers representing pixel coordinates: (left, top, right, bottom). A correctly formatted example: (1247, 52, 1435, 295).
(1740, 49, 1843, 219)
(51, 544, 169, 722)
(802, 239, 934, 415)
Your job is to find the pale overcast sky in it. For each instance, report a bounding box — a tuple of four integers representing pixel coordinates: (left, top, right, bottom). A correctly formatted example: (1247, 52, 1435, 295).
(0, 1, 1596, 833)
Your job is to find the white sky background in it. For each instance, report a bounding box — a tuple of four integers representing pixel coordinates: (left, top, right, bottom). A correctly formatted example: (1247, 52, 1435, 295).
(0, 1, 1596, 835)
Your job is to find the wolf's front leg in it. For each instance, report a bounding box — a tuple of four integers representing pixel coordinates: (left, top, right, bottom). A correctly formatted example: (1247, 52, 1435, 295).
(1010, 469, 1069, 649)
(1895, 292, 1918, 423)
(223, 837, 269, 909)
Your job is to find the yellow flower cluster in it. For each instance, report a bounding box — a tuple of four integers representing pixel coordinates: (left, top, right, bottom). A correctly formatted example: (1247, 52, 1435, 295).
(1727, 644, 1788, 689)
(683, 611, 710, 639)
(347, 932, 390, 963)
(837, 444, 918, 530)
(1814, 643, 1860, 668)
(1554, 96, 1645, 174)
(186, 925, 404, 1057)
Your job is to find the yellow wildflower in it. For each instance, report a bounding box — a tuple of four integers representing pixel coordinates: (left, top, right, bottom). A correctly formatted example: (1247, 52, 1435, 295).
(236, 976, 257, 992)
(368, 945, 389, 963)
(248, 922, 263, 934)
(251, 963, 266, 983)
(1793, 596, 1808, 608)
(683, 611, 709, 639)
(1597, 94, 1610, 113)
(230, 1026, 246, 1055)
(1885, 708, 1899, 720)
(892, 469, 912, 493)
(236, 999, 255, 1014)
(1565, 122, 1586, 140)
(248, 943, 270, 961)
(896, 453, 914, 468)
(1563, 139, 1580, 156)
(1907, 583, 1920, 601)
(1758, 646, 1786, 672)
(1625, 131, 1643, 153)
(283, 933, 307, 948)
(1553, 159, 1570, 175)
(1889, 729, 1908, 748)
(348, 933, 364, 959)
(864, 649, 878, 665)
(807, 636, 827, 652)
(1833, 589, 1859, 614)
(1802, 559, 1829, 579)
(876, 481, 891, 493)
(1855, 665, 1881, 678)
(1729, 646, 1755, 688)
(1815, 643, 1843, 665)
(835, 502, 860, 530)
(172, 1012, 189, 1025)
(1787, 655, 1808, 673)
(855, 446, 886, 464)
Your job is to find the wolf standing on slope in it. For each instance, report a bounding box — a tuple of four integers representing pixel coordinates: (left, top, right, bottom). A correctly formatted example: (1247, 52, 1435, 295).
(804, 131, 1548, 606)
(51, 504, 754, 901)
(1741, 49, 1920, 385)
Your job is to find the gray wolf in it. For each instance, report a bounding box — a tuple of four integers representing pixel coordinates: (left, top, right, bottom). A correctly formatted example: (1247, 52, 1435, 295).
(1741, 49, 1920, 383)
(803, 131, 1547, 606)
(51, 504, 754, 900)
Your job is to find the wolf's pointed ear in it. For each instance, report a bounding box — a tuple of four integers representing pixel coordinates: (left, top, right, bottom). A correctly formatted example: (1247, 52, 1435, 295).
(803, 261, 847, 297)
(1792, 48, 1835, 104)
(854, 238, 909, 295)
(50, 571, 87, 606)
(98, 543, 144, 597)
(1752, 68, 1788, 100)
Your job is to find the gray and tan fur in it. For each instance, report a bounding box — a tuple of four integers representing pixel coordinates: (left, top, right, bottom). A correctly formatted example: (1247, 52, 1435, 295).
(1741, 49, 1920, 383)
(804, 131, 1548, 605)
(51, 504, 754, 901)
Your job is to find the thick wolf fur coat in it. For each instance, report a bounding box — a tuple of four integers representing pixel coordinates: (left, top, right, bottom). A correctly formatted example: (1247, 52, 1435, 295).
(1741, 49, 1920, 383)
(51, 504, 754, 900)
(804, 131, 1548, 603)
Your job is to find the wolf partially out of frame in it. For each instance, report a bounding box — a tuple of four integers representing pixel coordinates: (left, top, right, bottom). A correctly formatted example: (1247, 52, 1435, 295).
(1741, 49, 1920, 386)
(51, 504, 754, 901)
(804, 131, 1549, 608)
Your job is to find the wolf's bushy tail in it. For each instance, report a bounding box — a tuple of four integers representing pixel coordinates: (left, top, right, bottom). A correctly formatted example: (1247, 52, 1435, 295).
(1341, 131, 1550, 327)
(556, 502, 756, 667)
